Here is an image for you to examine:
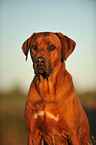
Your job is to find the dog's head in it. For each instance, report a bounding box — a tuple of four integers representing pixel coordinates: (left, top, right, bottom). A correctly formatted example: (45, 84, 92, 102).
(22, 32, 76, 78)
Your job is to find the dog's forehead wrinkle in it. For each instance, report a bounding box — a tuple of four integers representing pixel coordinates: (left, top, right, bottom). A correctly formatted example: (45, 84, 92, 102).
(33, 33, 61, 46)
(32, 34, 44, 44)
(47, 41, 51, 45)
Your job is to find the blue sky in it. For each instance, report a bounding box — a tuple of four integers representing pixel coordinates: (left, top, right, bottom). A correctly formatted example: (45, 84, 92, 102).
(0, 0, 96, 92)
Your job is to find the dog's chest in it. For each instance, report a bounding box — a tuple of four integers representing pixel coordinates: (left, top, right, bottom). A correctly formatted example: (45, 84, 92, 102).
(34, 101, 59, 118)
(34, 101, 60, 131)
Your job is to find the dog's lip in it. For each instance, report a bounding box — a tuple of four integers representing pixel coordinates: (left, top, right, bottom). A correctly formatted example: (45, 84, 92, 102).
(35, 65, 53, 78)
(36, 65, 45, 73)
(36, 65, 44, 70)
(38, 69, 44, 73)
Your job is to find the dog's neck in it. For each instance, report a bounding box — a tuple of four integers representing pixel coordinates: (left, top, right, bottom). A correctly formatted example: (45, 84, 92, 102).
(52, 61, 66, 88)
(34, 61, 66, 101)
(50, 61, 64, 78)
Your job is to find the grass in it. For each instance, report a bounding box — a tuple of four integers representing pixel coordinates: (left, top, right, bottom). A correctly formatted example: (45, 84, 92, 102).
(0, 87, 96, 145)
(0, 88, 27, 145)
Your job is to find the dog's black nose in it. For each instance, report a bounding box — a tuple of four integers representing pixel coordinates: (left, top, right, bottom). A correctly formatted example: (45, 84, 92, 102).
(35, 57, 45, 65)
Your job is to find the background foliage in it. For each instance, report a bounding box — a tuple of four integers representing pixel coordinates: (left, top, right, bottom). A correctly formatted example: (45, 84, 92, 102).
(0, 87, 96, 145)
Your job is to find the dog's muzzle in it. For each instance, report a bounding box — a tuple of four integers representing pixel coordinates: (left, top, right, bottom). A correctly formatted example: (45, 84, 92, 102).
(35, 56, 47, 77)
(34, 56, 52, 78)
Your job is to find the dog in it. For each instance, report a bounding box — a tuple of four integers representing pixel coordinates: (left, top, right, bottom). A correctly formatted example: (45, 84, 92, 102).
(22, 32, 90, 145)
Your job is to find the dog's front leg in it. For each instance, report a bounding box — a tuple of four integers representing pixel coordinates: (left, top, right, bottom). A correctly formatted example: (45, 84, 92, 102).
(62, 129, 82, 145)
(25, 108, 42, 145)
(67, 132, 89, 145)
(69, 135, 81, 145)
(27, 125, 42, 145)
(28, 134, 41, 145)
(28, 135, 33, 145)
(27, 116, 42, 145)
(69, 136, 89, 145)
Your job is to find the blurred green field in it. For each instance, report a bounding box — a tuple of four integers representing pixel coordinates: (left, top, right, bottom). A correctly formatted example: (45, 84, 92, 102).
(0, 88, 27, 145)
(0, 87, 96, 145)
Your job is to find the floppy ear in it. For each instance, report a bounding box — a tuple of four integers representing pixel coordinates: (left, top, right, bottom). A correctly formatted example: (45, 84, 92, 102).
(22, 33, 35, 60)
(56, 33, 76, 61)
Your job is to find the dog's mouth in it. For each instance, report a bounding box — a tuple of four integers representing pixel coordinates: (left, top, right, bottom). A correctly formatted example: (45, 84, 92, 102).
(35, 65, 52, 78)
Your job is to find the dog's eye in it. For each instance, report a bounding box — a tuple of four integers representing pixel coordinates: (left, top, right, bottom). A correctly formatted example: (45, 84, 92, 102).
(32, 45, 38, 51)
(48, 45, 56, 51)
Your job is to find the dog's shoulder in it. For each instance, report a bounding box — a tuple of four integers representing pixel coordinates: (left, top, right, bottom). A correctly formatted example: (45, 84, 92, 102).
(28, 79, 41, 104)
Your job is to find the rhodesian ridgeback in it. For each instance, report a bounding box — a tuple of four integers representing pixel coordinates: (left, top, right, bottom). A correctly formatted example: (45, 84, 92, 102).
(22, 32, 90, 145)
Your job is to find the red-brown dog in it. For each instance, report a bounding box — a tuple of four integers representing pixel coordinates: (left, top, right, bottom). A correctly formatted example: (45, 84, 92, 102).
(22, 32, 90, 145)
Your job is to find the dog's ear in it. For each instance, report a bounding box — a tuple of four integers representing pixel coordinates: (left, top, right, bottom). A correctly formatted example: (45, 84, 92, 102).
(22, 33, 35, 61)
(56, 33, 76, 61)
